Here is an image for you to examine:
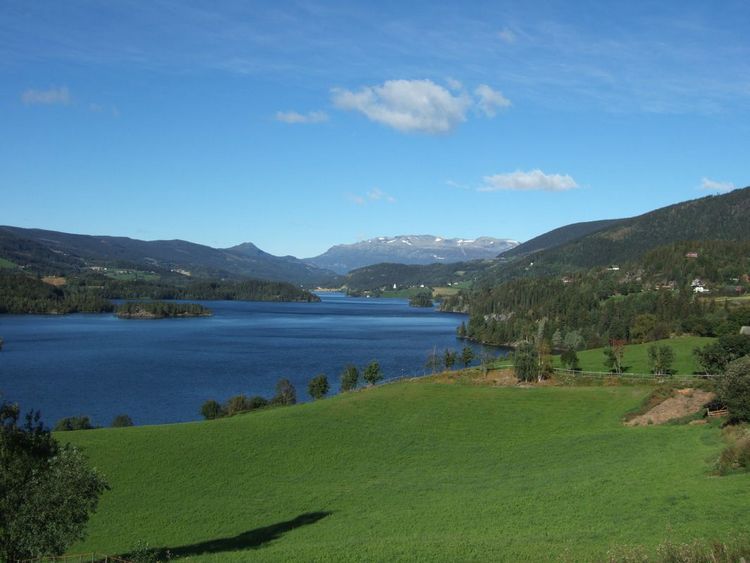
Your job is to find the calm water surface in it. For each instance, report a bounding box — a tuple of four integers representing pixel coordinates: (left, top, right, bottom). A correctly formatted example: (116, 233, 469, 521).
(0, 293, 501, 426)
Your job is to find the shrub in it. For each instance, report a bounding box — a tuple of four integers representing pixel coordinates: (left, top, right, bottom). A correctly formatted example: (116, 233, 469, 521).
(363, 361, 383, 385)
(340, 364, 359, 391)
(514, 341, 538, 382)
(272, 378, 297, 406)
(308, 374, 329, 400)
(560, 346, 580, 370)
(200, 399, 224, 420)
(111, 414, 134, 428)
(694, 334, 750, 374)
(718, 355, 750, 423)
(247, 396, 269, 410)
(54, 416, 94, 431)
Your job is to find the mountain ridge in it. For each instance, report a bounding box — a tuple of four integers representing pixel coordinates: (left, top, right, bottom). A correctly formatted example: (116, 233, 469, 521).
(305, 234, 519, 274)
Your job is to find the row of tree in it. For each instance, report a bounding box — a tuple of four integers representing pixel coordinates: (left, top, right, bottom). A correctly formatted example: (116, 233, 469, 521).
(200, 361, 385, 420)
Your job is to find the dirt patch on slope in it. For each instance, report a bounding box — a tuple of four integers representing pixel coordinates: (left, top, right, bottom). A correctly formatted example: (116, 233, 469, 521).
(626, 388, 715, 426)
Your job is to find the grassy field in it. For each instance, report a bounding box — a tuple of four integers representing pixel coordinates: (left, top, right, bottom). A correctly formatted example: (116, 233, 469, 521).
(552, 335, 715, 375)
(63, 381, 749, 561)
(0, 257, 17, 269)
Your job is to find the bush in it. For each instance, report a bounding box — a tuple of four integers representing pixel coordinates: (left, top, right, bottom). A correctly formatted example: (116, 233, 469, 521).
(308, 374, 329, 400)
(247, 396, 269, 410)
(272, 378, 296, 406)
(694, 334, 750, 374)
(111, 414, 134, 428)
(718, 355, 750, 423)
(340, 364, 359, 391)
(363, 361, 383, 385)
(514, 341, 539, 382)
(201, 399, 224, 420)
(716, 434, 750, 475)
(54, 416, 94, 431)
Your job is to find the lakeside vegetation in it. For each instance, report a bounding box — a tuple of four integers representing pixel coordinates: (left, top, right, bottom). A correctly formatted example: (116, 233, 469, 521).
(60, 380, 749, 561)
(0, 271, 319, 315)
(116, 301, 212, 319)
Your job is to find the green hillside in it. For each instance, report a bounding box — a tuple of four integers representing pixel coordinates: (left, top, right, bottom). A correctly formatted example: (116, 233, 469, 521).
(551, 336, 714, 374)
(63, 382, 749, 561)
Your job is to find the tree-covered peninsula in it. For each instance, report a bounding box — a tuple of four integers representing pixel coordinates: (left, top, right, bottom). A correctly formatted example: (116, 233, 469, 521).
(0, 271, 319, 315)
(116, 301, 211, 319)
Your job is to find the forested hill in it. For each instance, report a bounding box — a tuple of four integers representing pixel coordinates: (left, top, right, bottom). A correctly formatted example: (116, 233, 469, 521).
(344, 187, 750, 293)
(0, 227, 338, 287)
(500, 218, 623, 259)
(0, 271, 319, 315)
(497, 187, 750, 279)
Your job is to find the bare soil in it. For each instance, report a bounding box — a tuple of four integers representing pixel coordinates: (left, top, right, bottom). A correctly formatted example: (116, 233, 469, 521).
(626, 388, 715, 426)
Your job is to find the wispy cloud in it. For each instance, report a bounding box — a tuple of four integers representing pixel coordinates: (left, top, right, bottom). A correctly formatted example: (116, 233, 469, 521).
(699, 177, 736, 194)
(21, 86, 71, 106)
(347, 187, 396, 205)
(89, 103, 120, 117)
(475, 84, 511, 117)
(479, 169, 579, 192)
(497, 28, 516, 44)
(275, 110, 329, 124)
(332, 79, 510, 134)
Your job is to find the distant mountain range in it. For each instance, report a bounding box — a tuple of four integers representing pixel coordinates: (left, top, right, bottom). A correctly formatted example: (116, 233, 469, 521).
(304, 235, 519, 274)
(0, 227, 338, 287)
(0, 227, 517, 286)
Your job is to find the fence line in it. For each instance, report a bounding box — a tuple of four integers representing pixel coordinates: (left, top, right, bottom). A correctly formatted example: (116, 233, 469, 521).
(17, 554, 131, 563)
(553, 368, 720, 381)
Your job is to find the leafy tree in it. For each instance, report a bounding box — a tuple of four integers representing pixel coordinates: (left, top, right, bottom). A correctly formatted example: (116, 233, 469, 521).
(443, 349, 457, 370)
(694, 334, 750, 374)
(273, 378, 297, 406)
(551, 329, 563, 350)
(201, 399, 224, 420)
(1, 401, 108, 561)
(560, 346, 580, 370)
(111, 414, 134, 428)
(460, 345, 475, 368)
(717, 356, 750, 423)
(225, 395, 252, 416)
(247, 396, 269, 410)
(54, 416, 94, 431)
(364, 361, 383, 385)
(308, 374, 330, 400)
(647, 344, 675, 375)
(457, 322, 467, 338)
(514, 341, 539, 382)
(603, 340, 626, 374)
(425, 350, 441, 374)
(340, 364, 360, 392)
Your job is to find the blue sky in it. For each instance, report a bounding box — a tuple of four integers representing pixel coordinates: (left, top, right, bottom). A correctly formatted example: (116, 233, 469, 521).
(1, 1, 748, 257)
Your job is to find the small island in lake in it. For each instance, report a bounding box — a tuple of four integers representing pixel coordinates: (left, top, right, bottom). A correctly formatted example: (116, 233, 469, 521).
(116, 301, 212, 319)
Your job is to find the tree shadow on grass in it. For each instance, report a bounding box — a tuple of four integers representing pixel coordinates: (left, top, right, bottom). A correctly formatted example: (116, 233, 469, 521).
(158, 511, 333, 558)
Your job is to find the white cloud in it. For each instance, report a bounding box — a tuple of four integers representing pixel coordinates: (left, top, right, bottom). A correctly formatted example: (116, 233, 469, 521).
(480, 169, 579, 192)
(700, 177, 736, 194)
(347, 187, 396, 205)
(497, 28, 516, 44)
(21, 86, 71, 106)
(367, 187, 396, 203)
(275, 110, 329, 124)
(332, 79, 472, 134)
(475, 84, 511, 116)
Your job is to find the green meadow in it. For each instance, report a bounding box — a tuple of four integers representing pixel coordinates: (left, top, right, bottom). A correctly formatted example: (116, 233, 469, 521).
(63, 381, 749, 561)
(552, 336, 715, 375)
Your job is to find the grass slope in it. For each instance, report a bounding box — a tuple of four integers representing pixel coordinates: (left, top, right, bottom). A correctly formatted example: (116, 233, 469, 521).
(553, 336, 714, 375)
(64, 383, 749, 561)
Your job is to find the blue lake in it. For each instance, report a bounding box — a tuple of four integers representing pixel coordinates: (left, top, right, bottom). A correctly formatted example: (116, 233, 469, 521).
(0, 293, 504, 426)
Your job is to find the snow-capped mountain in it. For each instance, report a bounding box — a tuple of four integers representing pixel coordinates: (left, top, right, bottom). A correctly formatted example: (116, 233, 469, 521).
(304, 235, 519, 274)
